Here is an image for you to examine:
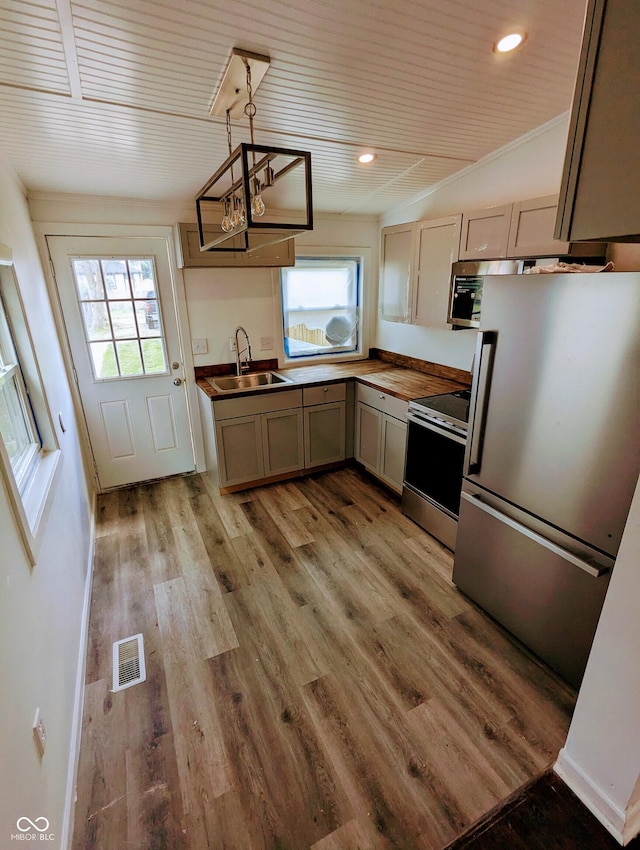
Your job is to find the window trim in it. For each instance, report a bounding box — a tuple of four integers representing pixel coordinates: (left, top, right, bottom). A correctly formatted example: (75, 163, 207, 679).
(278, 246, 372, 365)
(0, 249, 61, 566)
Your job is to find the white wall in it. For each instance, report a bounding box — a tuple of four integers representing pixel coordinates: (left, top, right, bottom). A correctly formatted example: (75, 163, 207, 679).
(555, 476, 640, 844)
(28, 196, 380, 369)
(375, 114, 571, 371)
(0, 156, 93, 845)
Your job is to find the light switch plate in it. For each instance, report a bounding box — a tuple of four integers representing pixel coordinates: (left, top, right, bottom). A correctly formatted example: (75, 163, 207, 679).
(191, 338, 208, 355)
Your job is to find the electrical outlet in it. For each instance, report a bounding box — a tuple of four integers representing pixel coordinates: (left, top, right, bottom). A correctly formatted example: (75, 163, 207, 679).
(260, 336, 273, 350)
(33, 708, 46, 757)
(229, 337, 237, 352)
(191, 338, 208, 355)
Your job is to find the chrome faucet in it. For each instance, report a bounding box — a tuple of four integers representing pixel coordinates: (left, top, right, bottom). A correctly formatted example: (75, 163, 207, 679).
(234, 326, 253, 375)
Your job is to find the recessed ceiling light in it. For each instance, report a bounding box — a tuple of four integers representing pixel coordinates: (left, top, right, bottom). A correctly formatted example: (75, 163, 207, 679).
(494, 32, 526, 53)
(358, 152, 376, 164)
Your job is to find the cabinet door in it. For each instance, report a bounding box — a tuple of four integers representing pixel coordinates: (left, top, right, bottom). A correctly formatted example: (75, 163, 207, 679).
(262, 408, 304, 476)
(304, 401, 346, 468)
(355, 402, 381, 471)
(459, 205, 511, 260)
(507, 196, 570, 257)
(379, 414, 407, 494)
(555, 0, 640, 241)
(176, 222, 295, 268)
(215, 414, 264, 487)
(413, 215, 461, 329)
(243, 237, 295, 267)
(379, 223, 416, 322)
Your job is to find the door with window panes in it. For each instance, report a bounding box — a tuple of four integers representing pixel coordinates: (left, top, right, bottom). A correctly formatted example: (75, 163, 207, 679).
(47, 236, 194, 489)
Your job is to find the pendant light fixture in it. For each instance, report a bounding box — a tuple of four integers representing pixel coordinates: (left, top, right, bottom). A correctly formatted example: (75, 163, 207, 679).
(196, 48, 313, 254)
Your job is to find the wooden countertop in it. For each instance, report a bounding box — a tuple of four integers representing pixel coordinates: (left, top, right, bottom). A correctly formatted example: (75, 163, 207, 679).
(196, 358, 468, 403)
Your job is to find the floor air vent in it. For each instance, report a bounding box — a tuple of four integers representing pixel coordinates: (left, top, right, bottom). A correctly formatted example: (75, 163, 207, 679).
(112, 633, 146, 692)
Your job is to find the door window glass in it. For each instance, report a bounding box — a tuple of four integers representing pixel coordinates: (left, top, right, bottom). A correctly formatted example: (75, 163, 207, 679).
(71, 257, 168, 380)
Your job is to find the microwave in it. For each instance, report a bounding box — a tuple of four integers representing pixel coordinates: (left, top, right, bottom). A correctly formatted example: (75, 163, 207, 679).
(448, 260, 524, 329)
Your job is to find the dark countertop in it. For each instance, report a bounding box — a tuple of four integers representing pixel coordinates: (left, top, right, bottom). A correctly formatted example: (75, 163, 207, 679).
(196, 357, 469, 403)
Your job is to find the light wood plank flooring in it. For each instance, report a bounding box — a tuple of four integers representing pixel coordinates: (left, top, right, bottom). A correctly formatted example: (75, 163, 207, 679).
(73, 467, 576, 850)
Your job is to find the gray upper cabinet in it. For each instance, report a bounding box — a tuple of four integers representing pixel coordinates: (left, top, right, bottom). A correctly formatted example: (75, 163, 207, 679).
(379, 217, 459, 329)
(459, 205, 511, 260)
(175, 222, 295, 268)
(555, 0, 640, 242)
(507, 196, 571, 257)
(379, 222, 416, 322)
(413, 215, 461, 329)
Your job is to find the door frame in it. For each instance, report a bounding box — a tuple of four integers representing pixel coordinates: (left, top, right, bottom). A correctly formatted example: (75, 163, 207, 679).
(33, 222, 205, 491)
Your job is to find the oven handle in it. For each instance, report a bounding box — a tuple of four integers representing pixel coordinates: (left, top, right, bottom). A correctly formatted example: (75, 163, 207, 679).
(464, 330, 496, 475)
(406, 412, 467, 445)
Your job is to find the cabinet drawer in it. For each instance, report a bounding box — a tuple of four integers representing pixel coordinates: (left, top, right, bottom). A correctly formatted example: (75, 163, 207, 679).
(303, 382, 347, 406)
(213, 388, 302, 420)
(357, 383, 408, 421)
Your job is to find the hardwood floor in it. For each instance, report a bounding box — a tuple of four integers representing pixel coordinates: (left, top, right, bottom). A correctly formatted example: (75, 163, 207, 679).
(73, 467, 576, 850)
(445, 771, 640, 850)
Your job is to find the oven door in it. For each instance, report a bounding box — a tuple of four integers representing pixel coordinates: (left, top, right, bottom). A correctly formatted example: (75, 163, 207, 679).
(402, 413, 467, 550)
(403, 413, 466, 517)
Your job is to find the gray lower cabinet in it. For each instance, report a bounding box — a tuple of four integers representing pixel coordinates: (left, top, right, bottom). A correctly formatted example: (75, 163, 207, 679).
(213, 389, 303, 488)
(379, 414, 407, 491)
(355, 384, 408, 494)
(303, 383, 347, 468)
(262, 408, 304, 476)
(215, 414, 264, 486)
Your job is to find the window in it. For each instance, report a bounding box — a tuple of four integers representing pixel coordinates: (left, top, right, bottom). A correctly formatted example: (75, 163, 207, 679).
(281, 257, 362, 359)
(0, 292, 40, 494)
(0, 255, 60, 565)
(70, 257, 168, 379)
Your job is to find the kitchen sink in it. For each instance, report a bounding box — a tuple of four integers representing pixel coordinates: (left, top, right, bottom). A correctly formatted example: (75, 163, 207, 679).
(206, 371, 292, 393)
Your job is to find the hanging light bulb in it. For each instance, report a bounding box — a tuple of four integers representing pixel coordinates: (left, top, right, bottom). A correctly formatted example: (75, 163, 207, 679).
(230, 195, 245, 228)
(251, 176, 265, 217)
(221, 198, 233, 232)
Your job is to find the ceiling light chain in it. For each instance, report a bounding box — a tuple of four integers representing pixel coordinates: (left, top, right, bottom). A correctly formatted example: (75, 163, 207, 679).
(221, 110, 235, 232)
(244, 61, 265, 217)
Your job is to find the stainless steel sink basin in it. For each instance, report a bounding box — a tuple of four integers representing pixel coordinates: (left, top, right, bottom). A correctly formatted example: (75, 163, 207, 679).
(206, 371, 292, 393)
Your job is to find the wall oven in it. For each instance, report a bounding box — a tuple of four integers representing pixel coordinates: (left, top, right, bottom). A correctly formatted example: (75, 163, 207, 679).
(401, 390, 469, 550)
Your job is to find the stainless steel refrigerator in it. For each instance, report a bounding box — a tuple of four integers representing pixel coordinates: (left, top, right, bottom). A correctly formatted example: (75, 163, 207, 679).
(452, 272, 639, 688)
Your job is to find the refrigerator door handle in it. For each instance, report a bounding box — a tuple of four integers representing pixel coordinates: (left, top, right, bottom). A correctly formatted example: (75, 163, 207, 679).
(461, 491, 611, 578)
(464, 330, 496, 475)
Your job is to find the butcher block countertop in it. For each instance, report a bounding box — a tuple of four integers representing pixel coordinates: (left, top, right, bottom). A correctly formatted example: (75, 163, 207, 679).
(196, 349, 470, 403)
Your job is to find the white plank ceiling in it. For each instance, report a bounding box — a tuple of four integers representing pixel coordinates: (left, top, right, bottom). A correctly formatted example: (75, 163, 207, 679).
(0, 0, 588, 215)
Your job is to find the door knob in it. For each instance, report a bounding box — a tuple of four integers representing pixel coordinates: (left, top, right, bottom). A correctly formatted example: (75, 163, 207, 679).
(173, 378, 182, 386)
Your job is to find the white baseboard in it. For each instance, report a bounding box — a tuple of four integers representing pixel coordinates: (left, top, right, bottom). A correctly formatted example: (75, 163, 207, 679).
(59, 494, 96, 850)
(554, 748, 637, 845)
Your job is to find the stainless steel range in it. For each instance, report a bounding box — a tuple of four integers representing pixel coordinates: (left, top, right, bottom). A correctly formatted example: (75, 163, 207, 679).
(401, 388, 470, 550)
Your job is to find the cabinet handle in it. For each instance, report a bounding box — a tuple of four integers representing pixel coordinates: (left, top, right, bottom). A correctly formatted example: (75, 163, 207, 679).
(379, 393, 385, 399)
(323, 387, 328, 392)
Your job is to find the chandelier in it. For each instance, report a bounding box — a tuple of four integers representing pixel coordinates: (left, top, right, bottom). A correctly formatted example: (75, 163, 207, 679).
(196, 49, 313, 254)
